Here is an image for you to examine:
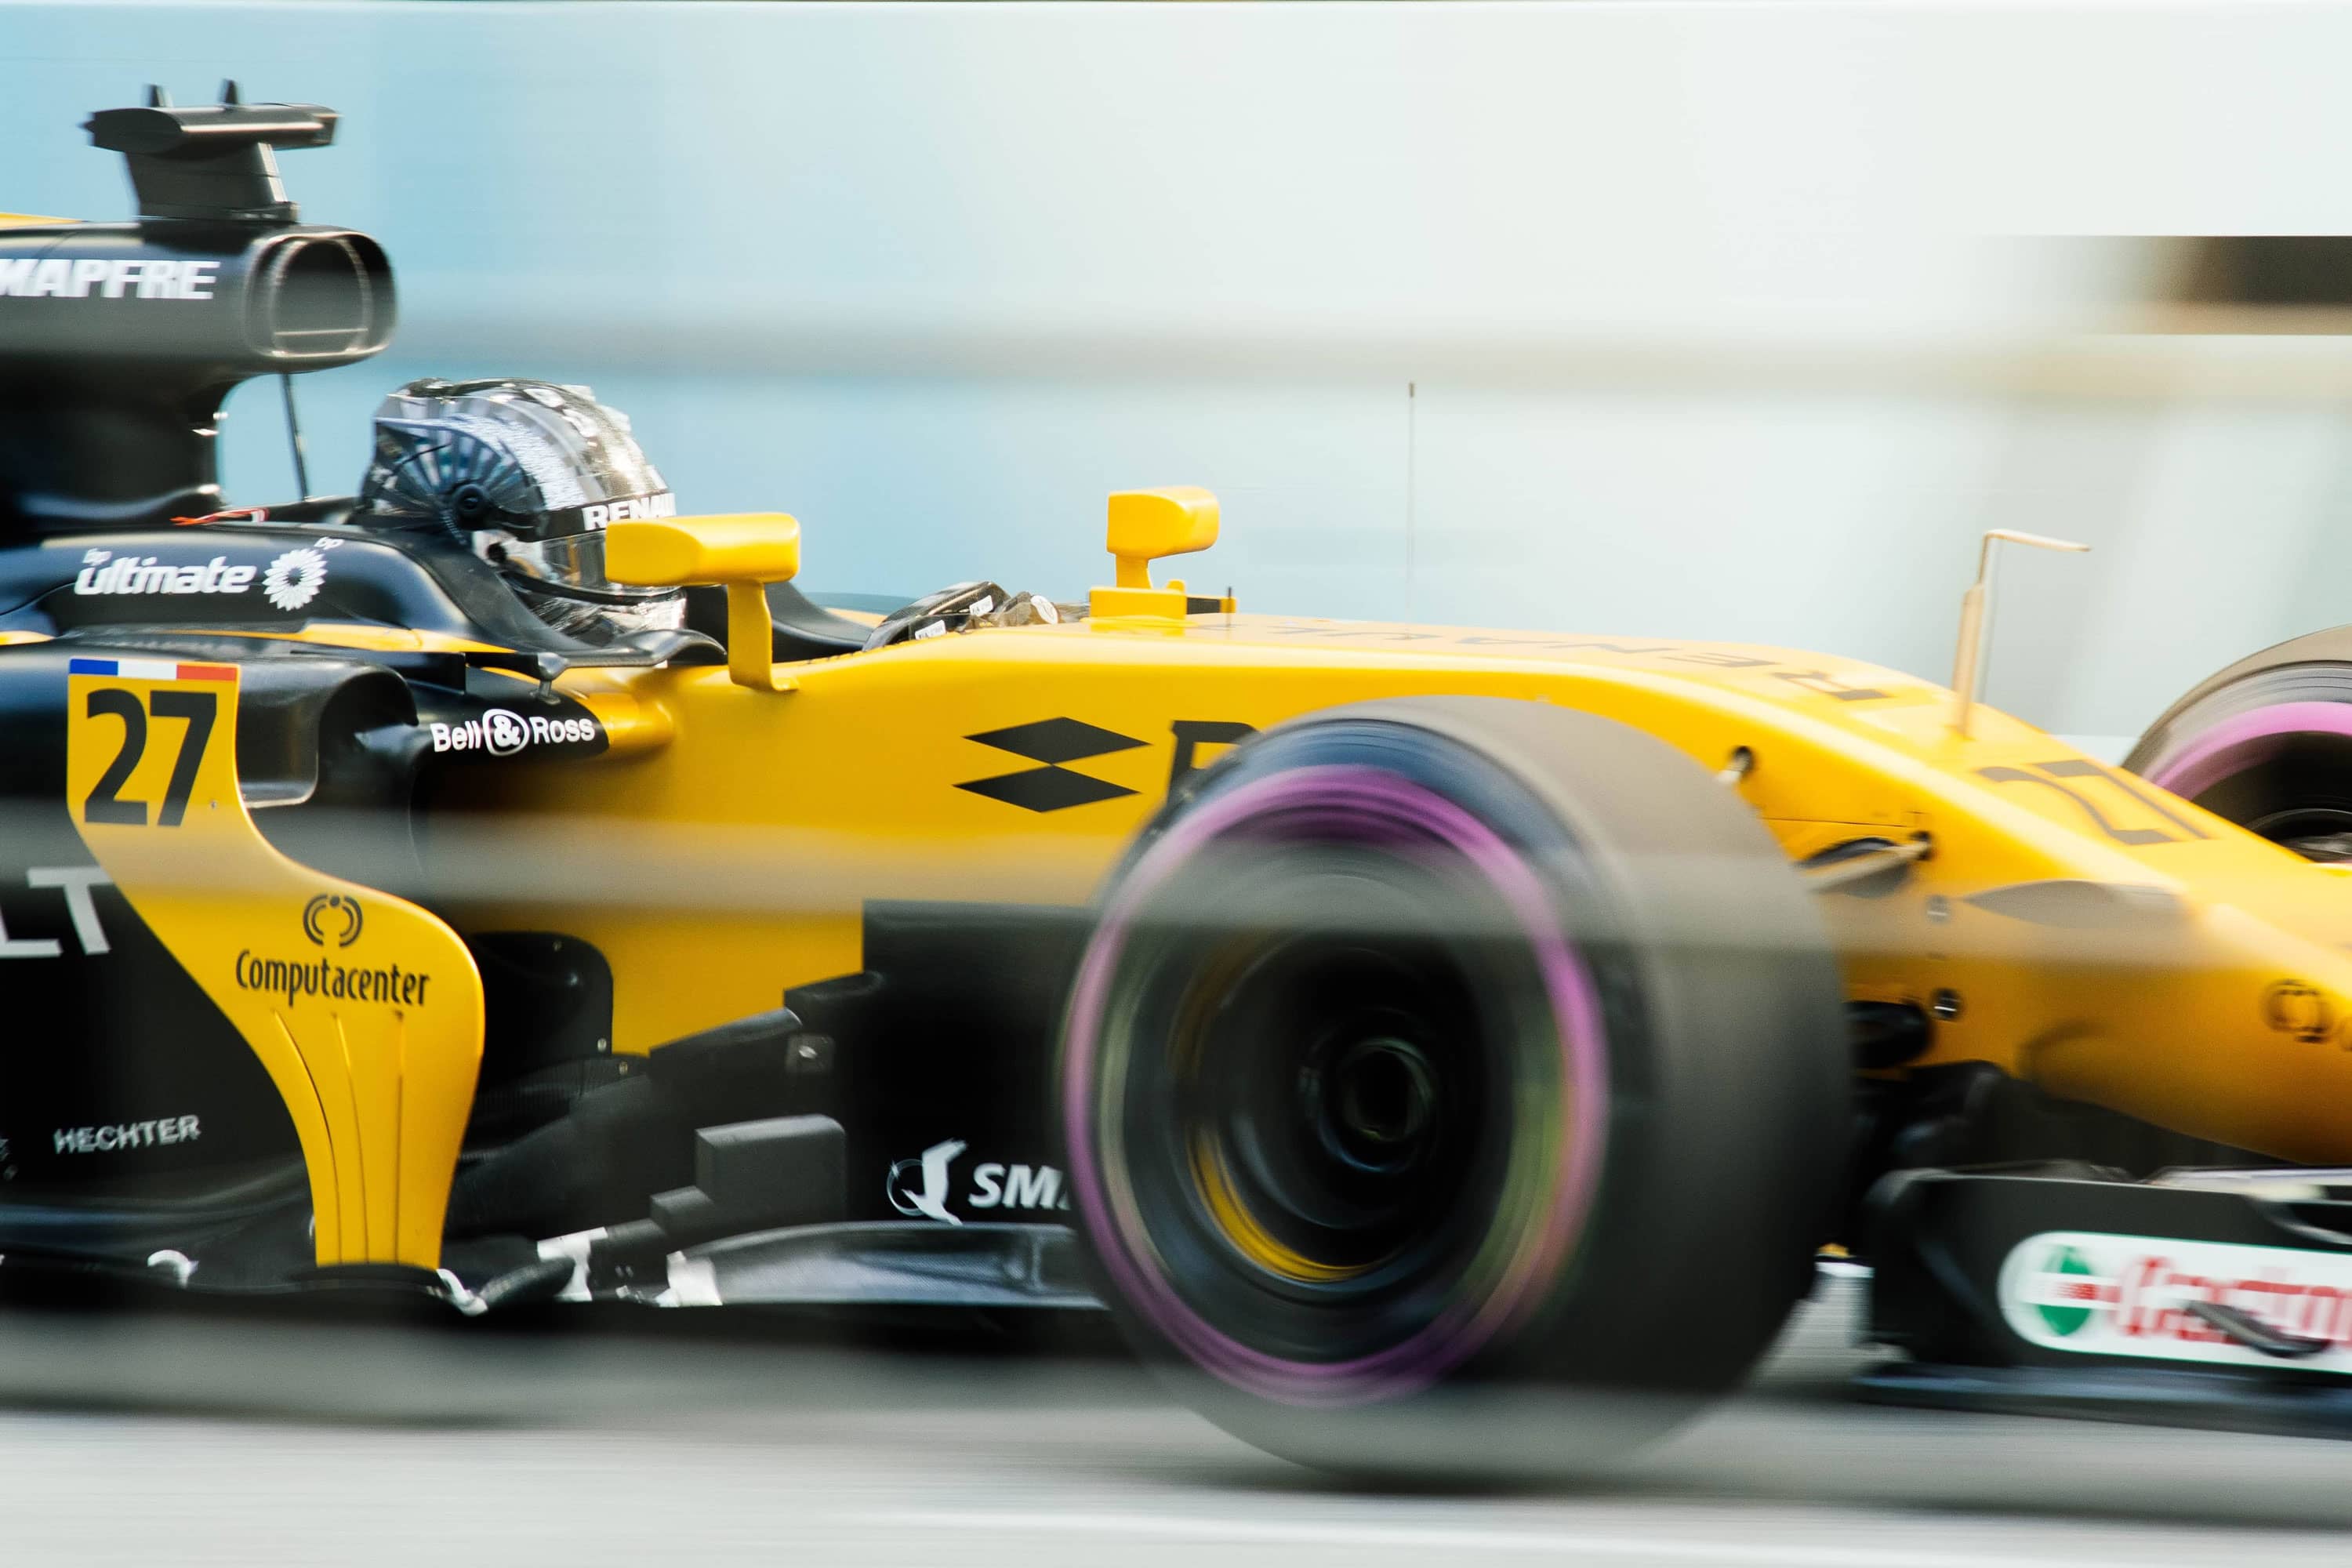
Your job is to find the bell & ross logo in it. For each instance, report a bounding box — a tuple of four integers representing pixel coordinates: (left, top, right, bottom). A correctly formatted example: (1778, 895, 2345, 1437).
(427, 707, 597, 757)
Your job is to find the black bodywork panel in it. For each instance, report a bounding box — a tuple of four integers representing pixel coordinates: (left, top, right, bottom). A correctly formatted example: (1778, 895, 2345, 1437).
(0, 506, 1062, 1301)
(1867, 1168, 2352, 1372)
(0, 521, 624, 652)
(789, 900, 1089, 1225)
(0, 89, 1076, 1308)
(0, 568, 621, 1207)
(1860, 1167, 2352, 1436)
(440, 900, 1091, 1247)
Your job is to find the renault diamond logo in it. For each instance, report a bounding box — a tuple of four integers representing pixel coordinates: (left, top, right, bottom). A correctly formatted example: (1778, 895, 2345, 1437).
(956, 718, 1145, 812)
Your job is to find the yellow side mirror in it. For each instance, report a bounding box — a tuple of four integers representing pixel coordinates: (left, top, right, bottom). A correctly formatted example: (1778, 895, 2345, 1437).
(1092, 488, 1223, 623)
(607, 514, 801, 692)
(605, 514, 801, 588)
(1105, 488, 1218, 590)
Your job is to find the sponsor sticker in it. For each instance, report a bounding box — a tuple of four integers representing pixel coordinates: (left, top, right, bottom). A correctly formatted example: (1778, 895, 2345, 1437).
(74, 553, 256, 598)
(261, 546, 328, 612)
(51, 1116, 201, 1155)
(2000, 1229, 2352, 1371)
(0, 256, 218, 300)
(301, 892, 364, 948)
(231, 898, 434, 1009)
(70, 546, 327, 612)
(570, 492, 676, 531)
(885, 1136, 1069, 1226)
(0, 866, 114, 959)
(427, 708, 598, 757)
(234, 948, 432, 1008)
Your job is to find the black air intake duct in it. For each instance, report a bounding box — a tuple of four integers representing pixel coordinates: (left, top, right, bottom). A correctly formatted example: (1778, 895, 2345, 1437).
(0, 85, 394, 538)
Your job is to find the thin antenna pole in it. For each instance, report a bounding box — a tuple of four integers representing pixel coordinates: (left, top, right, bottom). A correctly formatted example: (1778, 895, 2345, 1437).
(1949, 528, 2090, 738)
(1404, 380, 1416, 621)
(280, 372, 312, 500)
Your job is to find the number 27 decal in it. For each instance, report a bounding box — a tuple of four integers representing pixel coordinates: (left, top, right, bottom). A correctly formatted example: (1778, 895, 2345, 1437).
(1976, 758, 2211, 846)
(67, 658, 235, 828)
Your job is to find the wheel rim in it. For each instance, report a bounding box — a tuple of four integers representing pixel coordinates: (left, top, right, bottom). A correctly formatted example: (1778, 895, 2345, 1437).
(1178, 919, 1490, 1289)
(1062, 762, 1610, 1407)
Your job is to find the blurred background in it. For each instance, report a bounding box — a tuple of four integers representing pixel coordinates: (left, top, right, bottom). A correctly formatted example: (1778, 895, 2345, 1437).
(17, 2, 2352, 748)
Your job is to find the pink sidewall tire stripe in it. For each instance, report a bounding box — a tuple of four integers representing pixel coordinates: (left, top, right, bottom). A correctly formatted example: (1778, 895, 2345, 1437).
(2140, 700, 2352, 801)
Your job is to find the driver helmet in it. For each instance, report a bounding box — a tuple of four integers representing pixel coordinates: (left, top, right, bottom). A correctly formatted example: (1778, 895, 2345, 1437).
(355, 378, 684, 644)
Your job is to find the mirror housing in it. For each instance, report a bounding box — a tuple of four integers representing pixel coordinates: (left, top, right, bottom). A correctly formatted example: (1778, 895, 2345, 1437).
(607, 514, 800, 691)
(1093, 487, 1218, 621)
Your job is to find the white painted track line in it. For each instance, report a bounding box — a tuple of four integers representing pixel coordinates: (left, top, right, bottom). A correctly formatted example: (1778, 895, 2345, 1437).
(874, 1508, 2154, 1568)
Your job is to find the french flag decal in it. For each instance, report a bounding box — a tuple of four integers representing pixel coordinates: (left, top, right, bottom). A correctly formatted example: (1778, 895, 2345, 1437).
(68, 658, 236, 681)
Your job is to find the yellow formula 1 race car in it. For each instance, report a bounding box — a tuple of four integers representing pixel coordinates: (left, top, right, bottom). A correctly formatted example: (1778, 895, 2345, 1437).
(7, 89, 2352, 1477)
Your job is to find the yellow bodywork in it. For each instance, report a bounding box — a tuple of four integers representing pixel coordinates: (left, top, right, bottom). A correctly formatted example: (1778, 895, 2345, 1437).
(425, 609, 2352, 1165)
(66, 663, 482, 1270)
(100, 493, 2352, 1270)
(452, 499, 2352, 1167)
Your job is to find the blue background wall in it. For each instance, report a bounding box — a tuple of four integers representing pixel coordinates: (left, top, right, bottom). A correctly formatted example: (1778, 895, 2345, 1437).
(13, 2, 2352, 741)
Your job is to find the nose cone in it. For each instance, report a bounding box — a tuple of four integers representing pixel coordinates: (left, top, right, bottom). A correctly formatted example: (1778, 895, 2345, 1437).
(2025, 900, 2352, 1164)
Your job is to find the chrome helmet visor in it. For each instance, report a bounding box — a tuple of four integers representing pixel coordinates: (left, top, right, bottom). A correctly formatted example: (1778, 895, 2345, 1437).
(488, 517, 678, 603)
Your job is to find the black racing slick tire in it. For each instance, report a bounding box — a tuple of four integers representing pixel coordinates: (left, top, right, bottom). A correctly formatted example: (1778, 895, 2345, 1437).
(1057, 697, 1848, 1482)
(2127, 629, 2352, 861)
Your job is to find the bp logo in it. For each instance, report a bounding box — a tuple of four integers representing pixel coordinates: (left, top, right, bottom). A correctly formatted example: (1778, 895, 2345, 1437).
(2032, 1244, 2097, 1337)
(262, 546, 329, 612)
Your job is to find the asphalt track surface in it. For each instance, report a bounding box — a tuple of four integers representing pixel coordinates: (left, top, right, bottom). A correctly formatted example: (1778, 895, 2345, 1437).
(4, 1273, 2350, 1566)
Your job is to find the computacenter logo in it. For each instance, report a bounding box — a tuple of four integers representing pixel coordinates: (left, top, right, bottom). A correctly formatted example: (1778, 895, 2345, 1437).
(0, 256, 220, 300)
(231, 897, 436, 1010)
(301, 893, 364, 949)
(234, 949, 434, 1009)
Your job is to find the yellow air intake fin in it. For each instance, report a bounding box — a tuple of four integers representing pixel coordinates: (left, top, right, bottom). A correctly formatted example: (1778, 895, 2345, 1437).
(66, 660, 482, 1271)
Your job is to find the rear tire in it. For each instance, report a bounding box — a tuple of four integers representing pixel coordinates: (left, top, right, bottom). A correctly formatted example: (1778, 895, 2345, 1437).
(1058, 697, 1847, 1480)
(2128, 630, 2352, 860)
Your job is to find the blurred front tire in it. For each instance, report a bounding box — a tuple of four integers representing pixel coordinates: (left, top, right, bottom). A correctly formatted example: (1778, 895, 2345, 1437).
(1059, 696, 1848, 1481)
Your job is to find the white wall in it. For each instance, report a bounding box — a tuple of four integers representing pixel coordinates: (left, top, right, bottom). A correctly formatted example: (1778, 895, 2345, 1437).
(10, 1, 2352, 738)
